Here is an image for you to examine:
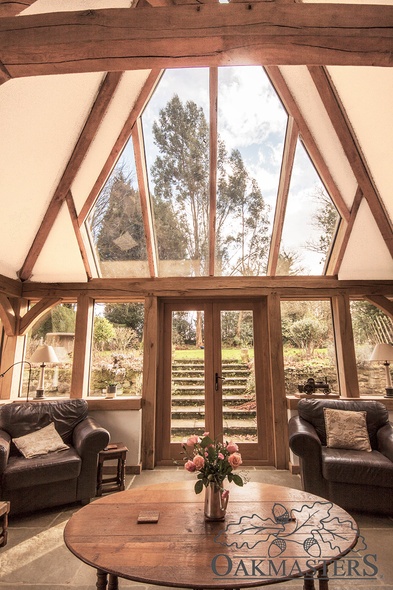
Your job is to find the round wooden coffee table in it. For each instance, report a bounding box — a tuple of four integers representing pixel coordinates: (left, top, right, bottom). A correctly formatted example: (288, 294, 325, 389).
(64, 481, 359, 590)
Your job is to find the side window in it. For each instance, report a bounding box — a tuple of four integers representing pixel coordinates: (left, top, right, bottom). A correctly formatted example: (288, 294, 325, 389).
(280, 300, 338, 396)
(89, 302, 144, 397)
(351, 300, 393, 396)
(24, 303, 76, 398)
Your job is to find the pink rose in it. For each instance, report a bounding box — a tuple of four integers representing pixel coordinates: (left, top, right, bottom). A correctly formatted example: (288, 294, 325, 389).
(226, 441, 239, 453)
(193, 455, 205, 470)
(185, 460, 196, 472)
(218, 452, 224, 460)
(186, 435, 200, 447)
(228, 452, 242, 469)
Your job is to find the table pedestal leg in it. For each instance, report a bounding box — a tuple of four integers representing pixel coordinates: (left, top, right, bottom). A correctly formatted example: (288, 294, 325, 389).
(96, 569, 108, 589)
(108, 574, 119, 590)
(303, 576, 315, 590)
(318, 566, 329, 590)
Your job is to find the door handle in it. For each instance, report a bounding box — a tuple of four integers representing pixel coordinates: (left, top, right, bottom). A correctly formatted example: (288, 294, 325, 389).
(215, 373, 225, 391)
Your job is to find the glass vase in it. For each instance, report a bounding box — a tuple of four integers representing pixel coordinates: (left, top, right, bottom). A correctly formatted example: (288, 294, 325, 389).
(204, 483, 229, 521)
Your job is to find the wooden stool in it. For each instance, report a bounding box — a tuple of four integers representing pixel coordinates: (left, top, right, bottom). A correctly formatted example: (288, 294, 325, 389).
(0, 501, 10, 547)
(97, 443, 128, 496)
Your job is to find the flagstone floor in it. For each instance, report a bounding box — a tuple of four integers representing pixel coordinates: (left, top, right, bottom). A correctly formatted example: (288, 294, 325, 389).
(0, 467, 392, 590)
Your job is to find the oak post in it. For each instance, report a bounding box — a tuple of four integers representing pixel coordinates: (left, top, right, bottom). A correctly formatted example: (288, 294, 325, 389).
(331, 294, 359, 397)
(142, 295, 159, 469)
(70, 294, 94, 398)
(267, 292, 289, 468)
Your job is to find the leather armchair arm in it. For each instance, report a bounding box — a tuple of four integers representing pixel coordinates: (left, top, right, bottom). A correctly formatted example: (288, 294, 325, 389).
(288, 415, 327, 496)
(73, 417, 110, 458)
(377, 422, 393, 462)
(288, 415, 322, 458)
(0, 429, 11, 475)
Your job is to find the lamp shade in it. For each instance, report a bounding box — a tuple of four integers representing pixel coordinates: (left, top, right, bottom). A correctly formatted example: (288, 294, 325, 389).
(30, 344, 59, 364)
(369, 343, 393, 362)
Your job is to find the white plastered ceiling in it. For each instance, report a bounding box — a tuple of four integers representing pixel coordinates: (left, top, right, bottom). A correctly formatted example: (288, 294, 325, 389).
(0, 72, 104, 279)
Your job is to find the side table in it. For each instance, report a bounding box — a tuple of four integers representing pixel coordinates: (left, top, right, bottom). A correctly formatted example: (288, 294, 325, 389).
(97, 443, 128, 497)
(0, 500, 10, 547)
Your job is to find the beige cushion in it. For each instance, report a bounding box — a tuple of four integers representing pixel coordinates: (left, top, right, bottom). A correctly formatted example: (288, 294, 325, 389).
(13, 422, 69, 459)
(323, 408, 372, 452)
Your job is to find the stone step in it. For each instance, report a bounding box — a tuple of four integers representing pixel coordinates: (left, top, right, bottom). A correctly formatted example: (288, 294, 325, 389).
(170, 420, 257, 436)
(171, 395, 252, 406)
(173, 385, 248, 395)
(173, 361, 249, 369)
(171, 407, 256, 419)
(172, 369, 250, 376)
(172, 377, 248, 385)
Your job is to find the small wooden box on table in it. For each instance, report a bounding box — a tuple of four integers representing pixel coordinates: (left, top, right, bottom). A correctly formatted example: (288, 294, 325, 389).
(0, 501, 10, 547)
(96, 443, 128, 496)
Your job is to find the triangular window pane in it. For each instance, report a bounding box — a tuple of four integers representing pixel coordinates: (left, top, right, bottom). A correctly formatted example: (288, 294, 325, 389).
(86, 140, 149, 278)
(142, 68, 210, 277)
(215, 66, 287, 276)
(277, 140, 340, 275)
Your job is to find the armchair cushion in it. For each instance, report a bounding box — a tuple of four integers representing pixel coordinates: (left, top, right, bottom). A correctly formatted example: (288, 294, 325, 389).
(322, 447, 393, 488)
(4, 448, 81, 490)
(323, 408, 371, 452)
(13, 422, 69, 458)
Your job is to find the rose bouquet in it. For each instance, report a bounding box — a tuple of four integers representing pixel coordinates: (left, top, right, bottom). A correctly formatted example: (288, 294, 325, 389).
(182, 433, 245, 494)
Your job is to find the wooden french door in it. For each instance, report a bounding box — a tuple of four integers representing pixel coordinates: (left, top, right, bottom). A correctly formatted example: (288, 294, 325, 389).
(156, 298, 275, 465)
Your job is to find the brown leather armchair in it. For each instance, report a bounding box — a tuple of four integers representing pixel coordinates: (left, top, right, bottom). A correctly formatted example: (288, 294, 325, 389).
(0, 399, 110, 515)
(288, 399, 393, 515)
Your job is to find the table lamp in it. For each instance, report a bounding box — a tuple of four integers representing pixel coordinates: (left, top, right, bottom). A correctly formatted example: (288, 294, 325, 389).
(369, 342, 393, 398)
(29, 344, 59, 399)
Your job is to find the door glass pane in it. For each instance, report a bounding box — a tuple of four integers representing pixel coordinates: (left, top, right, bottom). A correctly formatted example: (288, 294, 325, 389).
(220, 310, 257, 442)
(171, 310, 205, 442)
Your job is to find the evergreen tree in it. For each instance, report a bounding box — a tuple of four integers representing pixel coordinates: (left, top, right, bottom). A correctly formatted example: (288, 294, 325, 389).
(305, 187, 339, 257)
(151, 94, 210, 276)
(93, 169, 146, 262)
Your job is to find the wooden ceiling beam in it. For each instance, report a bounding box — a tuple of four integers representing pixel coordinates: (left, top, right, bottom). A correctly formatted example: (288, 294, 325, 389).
(18, 71, 123, 281)
(0, 273, 22, 297)
(78, 69, 162, 226)
(20, 276, 393, 301)
(267, 116, 298, 276)
(0, 4, 392, 78)
(308, 66, 393, 259)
